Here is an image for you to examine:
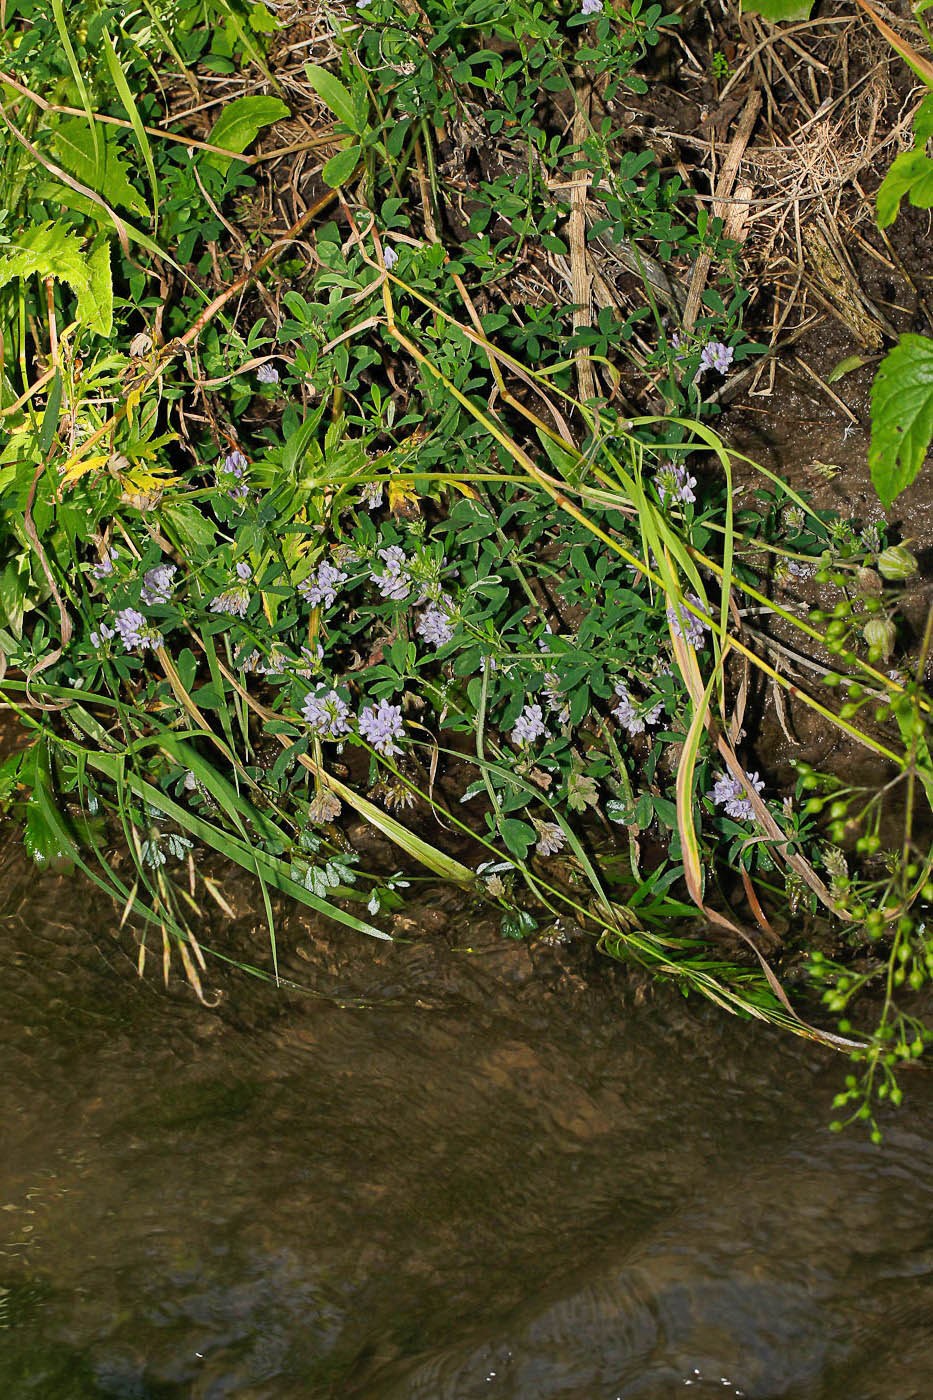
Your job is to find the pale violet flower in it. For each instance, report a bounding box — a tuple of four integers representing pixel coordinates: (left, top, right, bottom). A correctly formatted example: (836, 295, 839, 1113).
(383, 245, 398, 270)
(114, 607, 162, 653)
(698, 341, 734, 377)
(667, 592, 711, 649)
(140, 563, 176, 606)
(580, 0, 603, 13)
(182, 770, 198, 792)
(360, 481, 384, 509)
(209, 573, 251, 616)
(256, 362, 279, 384)
(533, 820, 565, 856)
(89, 621, 115, 648)
(511, 703, 547, 746)
(613, 682, 663, 737)
(300, 560, 348, 610)
(417, 595, 456, 648)
(543, 672, 571, 726)
(217, 450, 249, 501)
(91, 547, 118, 581)
(655, 461, 697, 506)
(235, 560, 252, 581)
(372, 545, 411, 601)
(359, 699, 405, 757)
(302, 688, 353, 739)
(710, 769, 764, 821)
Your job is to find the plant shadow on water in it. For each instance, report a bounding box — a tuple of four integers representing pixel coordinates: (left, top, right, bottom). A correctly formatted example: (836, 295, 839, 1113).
(3, 830, 933, 1400)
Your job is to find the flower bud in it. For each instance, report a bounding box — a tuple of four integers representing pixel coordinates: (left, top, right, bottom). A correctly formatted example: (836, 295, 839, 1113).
(862, 616, 896, 660)
(877, 545, 918, 581)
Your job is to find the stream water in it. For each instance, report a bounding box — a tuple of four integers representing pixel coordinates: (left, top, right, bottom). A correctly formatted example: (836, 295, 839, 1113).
(3, 828, 933, 1400)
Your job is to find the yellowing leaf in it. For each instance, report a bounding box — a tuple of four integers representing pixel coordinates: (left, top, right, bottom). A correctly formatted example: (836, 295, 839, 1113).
(388, 478, 418, 511)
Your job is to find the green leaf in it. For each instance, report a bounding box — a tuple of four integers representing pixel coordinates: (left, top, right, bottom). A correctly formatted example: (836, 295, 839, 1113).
(304, 64, 363, 135)
(24, 798, 75, 874)
(101, 28, 159, 221)
(869, 334, 933, 509)
(39, 370, 63, 455)
(51, 118, 149, 217)
(321, 145, 362, 188)
(0, 221, 111, 335)
(206, 96, 290, 172)
(876, 148, 933, 228)
(161, 501, 217, 557)
(248, 1, 279, 31)
(740, 0, 814, 19)
(499, 817, 536, 858)
(84, 240, 113, 338)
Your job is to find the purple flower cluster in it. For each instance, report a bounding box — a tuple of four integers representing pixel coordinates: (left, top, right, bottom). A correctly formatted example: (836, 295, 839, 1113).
(511, 703, 548, 746)
(580, 0, 603, 12)
(140, 563, 176, 606)
(698, 341, 734, 377)
(612, 682, 663, 737)
(300, 560, 348, 610)
(209, 570, 251, 616)
(113, 607, 163, 653)
(710, 769, 764, 821)
(256, 362, 279, 384)
(543, 672, 571, 726)
(371, 545, 411, 601)
(360, 481, 384, 509)
(654, 462, 697, 506)
(302, 689, 353, 740)
(417, 595, 456, 648)
(359, 699, 405, 757)
(90, 621, 114, 648)
(667, 592, 712, 649)
(218, 450, 249, 501)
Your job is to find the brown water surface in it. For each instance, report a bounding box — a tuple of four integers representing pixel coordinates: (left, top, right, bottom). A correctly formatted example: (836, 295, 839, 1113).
(2, 829, 933, 1400)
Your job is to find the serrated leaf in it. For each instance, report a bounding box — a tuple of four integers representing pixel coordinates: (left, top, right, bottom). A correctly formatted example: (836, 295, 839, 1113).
(24, 798, 74, 874)
(52, 118, 149, 217)
(304, 64, 363, 134)
(876, 148, 933, 229)
(869, 334, 933, 509)
(321, 144, 362, 189)
(84, 240, 113, 338)
(206, 96, 290, 173)
(740, 0, 814, 18)
(0, 221, 110, 335)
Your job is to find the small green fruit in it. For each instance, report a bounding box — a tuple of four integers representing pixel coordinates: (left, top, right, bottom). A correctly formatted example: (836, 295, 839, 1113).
(878, 544, 918, 581)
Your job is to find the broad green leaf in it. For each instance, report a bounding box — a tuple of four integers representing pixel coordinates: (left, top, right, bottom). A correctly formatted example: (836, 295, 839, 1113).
(84, 240, 113, 338)
(304, 64, 363, 135)
(248, 1, 279, 31)
(0, 221, 111, 335)
(52, 118, 148, 217)
(162, 501, 217, 557)
(876, 148, 933, 228)
(740, 0, 814, 20)
(24, 797, 75, 874)
(322, 145, 362, 188)
(206, 96, 290, 172)
(869, 334, 933, 509)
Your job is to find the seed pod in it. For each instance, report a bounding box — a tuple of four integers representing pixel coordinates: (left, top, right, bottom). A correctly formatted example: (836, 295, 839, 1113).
(856, 566, 883, 596)
(862, 615, 896, 660)
(877, 545, 918, 581)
